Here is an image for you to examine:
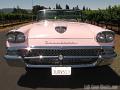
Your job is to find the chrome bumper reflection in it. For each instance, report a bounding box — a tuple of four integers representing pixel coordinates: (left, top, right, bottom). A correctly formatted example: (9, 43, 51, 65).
(4, 55, 25, 67)
(4, 53, 116, 68)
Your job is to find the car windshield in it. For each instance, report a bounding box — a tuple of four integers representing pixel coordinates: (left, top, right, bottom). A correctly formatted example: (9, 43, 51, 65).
(37, 10, 81, 21)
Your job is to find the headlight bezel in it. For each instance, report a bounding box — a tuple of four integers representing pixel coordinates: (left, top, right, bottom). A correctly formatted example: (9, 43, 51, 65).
(96, 31, 115, 43)
(7, 33, 16, 43)
(7, 31, 26, 43)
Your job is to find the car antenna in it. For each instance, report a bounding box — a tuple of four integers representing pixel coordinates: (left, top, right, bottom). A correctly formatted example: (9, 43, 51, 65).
(32, 0, 34, 24)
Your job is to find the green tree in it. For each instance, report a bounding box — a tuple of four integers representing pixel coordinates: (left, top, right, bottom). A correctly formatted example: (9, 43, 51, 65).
(32, 5, 47, 15)
(83, 6, 86, 11)
(56, 4, 62, 9)
(66, 4, 69, 9)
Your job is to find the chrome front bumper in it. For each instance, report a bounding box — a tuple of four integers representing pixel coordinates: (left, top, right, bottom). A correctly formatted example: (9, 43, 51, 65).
(4, 46, 117, 68)
(4, 55, 25, 67)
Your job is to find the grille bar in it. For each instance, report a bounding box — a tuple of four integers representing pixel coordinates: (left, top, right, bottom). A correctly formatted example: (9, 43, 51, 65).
(24, 58, 98, 65)
(24, 56, 98, 59)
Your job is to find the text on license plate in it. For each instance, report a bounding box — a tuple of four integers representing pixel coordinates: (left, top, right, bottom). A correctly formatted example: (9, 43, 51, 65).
(51, 67, 71, 75)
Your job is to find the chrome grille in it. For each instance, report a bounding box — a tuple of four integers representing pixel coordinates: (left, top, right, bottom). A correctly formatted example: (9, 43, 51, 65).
(26, 49, 101, 56)
(24, 49, 101, 65)
(24, 58, 97, 65)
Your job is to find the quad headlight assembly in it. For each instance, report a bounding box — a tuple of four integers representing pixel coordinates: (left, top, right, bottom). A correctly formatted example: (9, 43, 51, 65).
(7, 31, 25, 43)
(96, 31, 115, 43)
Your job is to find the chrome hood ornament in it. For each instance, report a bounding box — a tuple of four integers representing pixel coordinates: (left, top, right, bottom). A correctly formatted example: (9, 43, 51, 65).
(55, 26, 67, 34)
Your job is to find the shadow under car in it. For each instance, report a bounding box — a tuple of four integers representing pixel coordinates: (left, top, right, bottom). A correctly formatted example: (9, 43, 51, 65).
(17, 66, 120, 89)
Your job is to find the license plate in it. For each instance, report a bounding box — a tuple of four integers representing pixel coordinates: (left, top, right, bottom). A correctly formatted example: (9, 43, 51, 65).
(51, 67, 71, 75)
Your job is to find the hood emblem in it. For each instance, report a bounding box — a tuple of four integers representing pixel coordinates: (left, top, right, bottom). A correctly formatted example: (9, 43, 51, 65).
(55, 26, 67, 34)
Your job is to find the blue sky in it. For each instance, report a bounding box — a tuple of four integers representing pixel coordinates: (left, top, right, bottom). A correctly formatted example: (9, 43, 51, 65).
(0, 0, 120, 9)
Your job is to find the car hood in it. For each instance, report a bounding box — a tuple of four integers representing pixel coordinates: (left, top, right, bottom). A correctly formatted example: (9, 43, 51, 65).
(7, 20, 114, 47)
(28, 20, 102, 39)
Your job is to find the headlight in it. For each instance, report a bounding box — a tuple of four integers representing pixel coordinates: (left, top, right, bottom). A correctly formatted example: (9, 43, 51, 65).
(96, 31, 115, 43)
(106, 33, 114, 42)
(16, 33, 25, 43)
(7, 33, 16, 43)
(7, 31, 25, 43)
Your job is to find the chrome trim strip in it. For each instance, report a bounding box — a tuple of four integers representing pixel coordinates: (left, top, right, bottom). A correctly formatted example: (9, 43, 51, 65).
(6, 46, 113, 50)
(4, 55, 22, 60)
(64, 56, 98, 58)
(29, 46, 113, 49)
(24, 56, 99, 60)
(24, 56, 58, 59)
(25, 61, 98, 68)
(28, 38, 93, 39)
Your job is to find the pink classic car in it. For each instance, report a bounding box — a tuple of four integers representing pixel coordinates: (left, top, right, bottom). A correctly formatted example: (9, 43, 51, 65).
(4, 9, 116, 75)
